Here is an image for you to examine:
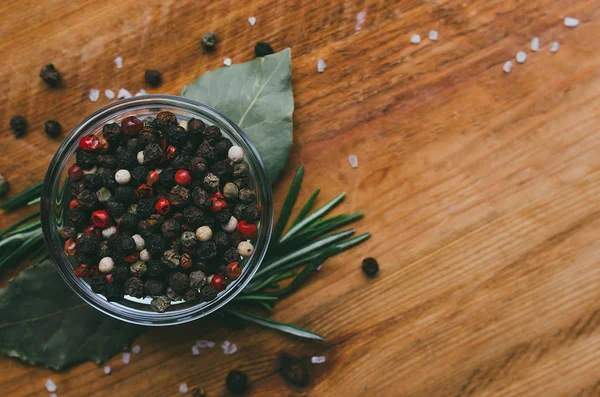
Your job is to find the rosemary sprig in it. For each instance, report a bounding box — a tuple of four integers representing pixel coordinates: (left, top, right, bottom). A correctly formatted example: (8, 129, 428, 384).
(0, 182, 43, 210)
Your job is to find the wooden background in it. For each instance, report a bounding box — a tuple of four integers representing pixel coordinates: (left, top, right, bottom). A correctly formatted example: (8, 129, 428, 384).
(1, 0, 600, 395)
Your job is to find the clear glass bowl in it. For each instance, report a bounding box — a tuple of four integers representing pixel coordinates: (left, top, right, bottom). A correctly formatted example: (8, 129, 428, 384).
(41, 95, 273, 326)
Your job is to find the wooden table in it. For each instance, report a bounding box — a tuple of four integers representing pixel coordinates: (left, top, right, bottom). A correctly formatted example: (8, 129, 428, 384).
(2, 0, 600, 395)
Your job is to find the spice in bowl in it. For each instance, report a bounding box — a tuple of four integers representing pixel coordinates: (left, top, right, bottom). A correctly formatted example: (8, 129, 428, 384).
(62, 111, 260, 312)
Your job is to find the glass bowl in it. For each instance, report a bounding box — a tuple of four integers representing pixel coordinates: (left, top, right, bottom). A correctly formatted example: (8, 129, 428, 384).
(41, 95, 273, 326)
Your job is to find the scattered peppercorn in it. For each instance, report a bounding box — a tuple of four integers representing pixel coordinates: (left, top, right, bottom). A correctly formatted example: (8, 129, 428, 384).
(361, 257, 379, 277)
(201, 32, 218, 51)
(10, 115, 27, 138)
(144, 69, 162, 87)
(226, 370, 249, 395)
(279, 353, 309, 387)
(44, 120, 62, 138)
(39, 64, 61, 87)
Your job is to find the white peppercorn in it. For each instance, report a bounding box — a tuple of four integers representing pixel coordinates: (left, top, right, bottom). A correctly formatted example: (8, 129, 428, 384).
(99, 257, 115, 273)
(101, 226, 117, 240)
(237, 241, 254, 257)
(139, 249, 151, 262)
(228, 146, 244, 162)
(132, 234, 145, 251)
(115, 169, 131, 185)
(137, 151, 145, 164)
(195, 226, 213, 241)
(222, 216, 238, 232)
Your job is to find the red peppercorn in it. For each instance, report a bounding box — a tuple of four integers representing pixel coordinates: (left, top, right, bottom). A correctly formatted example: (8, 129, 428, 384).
(175, 170, 191, 186)
(68, 164, 84, 180)
(121, 116, 143, 136)
(146, 170, 160, 186)
(105, 274, 114, 283)
(69, 199, 79, 209)
(212, 191, 225, 200)
(124, 253, 139, 263)
(83, 225, 96, 234)
(74, 264, 90, 278)
(136, 184, 153, 198)
(78, 136, 100, 151)
(237, 221, 258, 239)
(210, 198, 227, 212)
(225, 262, 242, 280)
(91, 210, 111, 228)
(211, 274, 227, 291)
(63, 238, 77, 256)
(155, 198, 171, 215)
(166, 145, 177, 159)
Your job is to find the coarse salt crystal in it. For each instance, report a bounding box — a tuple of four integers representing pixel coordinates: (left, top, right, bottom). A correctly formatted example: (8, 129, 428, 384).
(196, 340, 215, 348)
(104, 89, 115, 99)
(104, 366, 112, 375)
(410, 34, 421, 44)
(223, 57, 232, 67)
(45, 378, 57, 392)
(179, 383, 189, 393)
(503, 61, 513, 73)
(117, 88, 132, 99)
(122, 352, 131, 364)
(317, 59, 326, 73)
(135, 89, 148, 96)
(89, 89, 100, 102)
(516, 51, 527, 64)
(550, 41, 560, 53)
(563, 17, 579, 27)
(222, 340, 238, 355)
(355, 10, 366, 34)
(531, 37, 540, 52)
(248, 16, 256, 26)
(348, 155, 358, 168)
(132, 345, 141, 354)
(192, 345, 200, 356)
(114, 56, 123, 69)
(311, 356, 326, 364)
(428, 30, 439, 41)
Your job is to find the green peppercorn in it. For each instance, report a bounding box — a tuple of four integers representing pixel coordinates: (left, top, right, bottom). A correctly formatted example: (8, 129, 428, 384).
(203, 173, 219, 192)
(44, 120, 62, 138)
(180, 231, 197, 250)
(142, 117, 155, 128)
(151, 296, 170, 312)
(222, 183, 238, 201)
(96, 187, 112, 203)
(201, 32, 218, 51)
(130, 260, 147, 276)
(0, 173, 9, 198)
(162, 249, 181, 269)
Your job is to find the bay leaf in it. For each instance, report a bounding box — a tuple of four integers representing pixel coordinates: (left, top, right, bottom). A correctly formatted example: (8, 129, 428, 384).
(181, 48, 294, 184)
(0, 260, 143, 370)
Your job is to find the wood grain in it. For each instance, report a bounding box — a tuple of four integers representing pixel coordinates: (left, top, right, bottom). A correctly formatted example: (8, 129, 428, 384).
(1, 0, 600, 396)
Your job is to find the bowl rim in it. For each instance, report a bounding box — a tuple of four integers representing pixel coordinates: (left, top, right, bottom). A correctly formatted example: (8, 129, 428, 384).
(41, 94, 273, 326)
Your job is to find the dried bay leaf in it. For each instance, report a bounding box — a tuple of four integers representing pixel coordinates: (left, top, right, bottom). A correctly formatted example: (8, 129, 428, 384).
(181, 48, 294, 184)
(0, 261, 142, 370)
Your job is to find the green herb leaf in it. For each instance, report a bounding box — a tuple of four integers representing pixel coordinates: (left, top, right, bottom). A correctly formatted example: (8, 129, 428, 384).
(0, 261, 143, 370)
(291, 188, 320, 227)
(271, 165, 304, 243)
(224, 308, 324, 341)
(279, 193, 346, 242)
(0, 182, 43, 211)
(181, 49, 294, 184)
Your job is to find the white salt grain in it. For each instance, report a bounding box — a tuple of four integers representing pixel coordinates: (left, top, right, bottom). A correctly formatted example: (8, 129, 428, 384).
(410, 34, 421, 44)
(104, 89, 115, 99)
(114, 56, 123, 69)
(89, 89, 100, 102)
(248, 16, 256, 26)
(132, 345, 141, 354)
(122, 352, 131, 364)
(531, 37, 540, 52)
(192, 345, 200, 356)
(45, 378, 57, 393)
(564, 17, 579, 27)
(317, 59, 326, 73)
(355, 10, 366, 34)
(104, 366, 112, 375)
(428, 30, 439, 41)
(503, 61, 513, 73)
(222, 340, 238, 355)
(179, 383, 189, 393)
(135, 89, 148, 96)
(348, 155, 358, 168)
(516, 51, 527, 64)
(117, 88, 132, 99)
(311, 356, 326, 364)
(550, 41, 560, 53)
(50, 394, 57, 397)
(196, 340, 215, 348)
(223, 57, 232, 67)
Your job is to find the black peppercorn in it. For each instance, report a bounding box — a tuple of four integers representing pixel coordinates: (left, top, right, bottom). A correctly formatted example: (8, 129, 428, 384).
(102, 123, 122, 144)
(204, 125, 222, 142)
(211, 160, 232, 181)
(138, 127, 161, 144)
(106, 199, 125, 218)
(76, 189, 97, 210)
(213, 231, 232, 251)
(255, 41, 274, 58)
(143, 142, 164, 164)
(60, 226, 77, 241)
(144, 69, 162, 87)
(222, 247, 240, 264)
(66, 208, 86, 227)
(116, 148, 137, 168)
(99, 241, 113, 257)
(172, 155, 191, 171)
(196, 141, 216, 163)
(90, 277, 106, 293)
(126, 138, 145, 152)
(154, 111, 178, 130)
(114, 186, 135, 206)
(103, 283, 124, 301)
(191, 187, 209, 209)
(215, 207, 233, 224)
(361, 257, 379, 277)
(10, 115, 28, 138)
(164, 125, 187, 147)
(83, 173, 103, 191)
(233, 204, 249, 221)
(97, 155, 119, 168)
(244, 205, 261, 223)
(232, 162, 249, 178)
(196, 241, 217, 261)
(190, 157, 208, 178)
(146, 259, 164, 278)
(144, 279, 166, 296)
(180, 139, 198, 156)
(183, 206, 204, 227)
(200, 285, 218, 301)
(168, 185, 190, 207)
(214, 138, 233, 159)
(39, 64, 61, 87)
(169, 272, 190, 291)
(115, 234, 136, 255)
(233, 175, 252, 189)
(76, 233, 100, 256)
(124, 277, 144, 298)
(101, 168, 118, 189)
(76, 150, 97, 170)
(136, 197, 157, 219)
(187, 118, 205, 135)
(279, 353, 309, 387)
(201, 32, 218, 51)
(238, 188, 256, 203)
(130, 166, 149, 186)
(112, 264, 129, 283)
(146, 234, 166, 255)
(226, 370, 249, 395)
(161, 218, 181, 240)
(182, 288, 198, 302)
(44, 120, 62, 138)
(70, 180, 86, 196)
